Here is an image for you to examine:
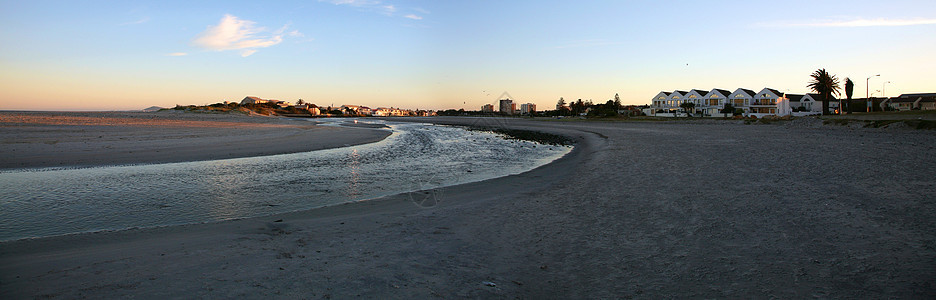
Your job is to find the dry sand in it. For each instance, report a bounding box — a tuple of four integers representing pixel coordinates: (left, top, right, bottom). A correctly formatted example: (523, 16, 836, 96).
(0, 111, 390, 169)
(1, 116, 935, 298)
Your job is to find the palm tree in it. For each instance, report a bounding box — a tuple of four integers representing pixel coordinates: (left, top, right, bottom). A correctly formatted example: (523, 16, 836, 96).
(808, 68, 842, 115)
(844, 78, 854, 114)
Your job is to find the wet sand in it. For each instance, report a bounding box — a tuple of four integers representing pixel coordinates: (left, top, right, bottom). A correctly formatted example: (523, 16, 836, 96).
(1, 116, 934, 298)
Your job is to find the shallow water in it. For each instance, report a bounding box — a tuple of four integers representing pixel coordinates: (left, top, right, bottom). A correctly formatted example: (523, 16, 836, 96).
(0, 119, 571, 241)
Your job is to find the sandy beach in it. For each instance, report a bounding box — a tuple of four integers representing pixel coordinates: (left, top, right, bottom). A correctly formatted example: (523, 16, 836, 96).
(0, 111, 390, 169)
(1, 115, 935, 298)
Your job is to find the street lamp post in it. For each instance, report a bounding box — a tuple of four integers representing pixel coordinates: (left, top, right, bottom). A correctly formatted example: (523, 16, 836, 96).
(867, 74, 880, 112)
(871, 90, 881, 110)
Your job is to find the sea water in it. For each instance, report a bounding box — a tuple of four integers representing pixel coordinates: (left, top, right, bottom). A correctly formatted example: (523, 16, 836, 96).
(0, 119, 571, 241)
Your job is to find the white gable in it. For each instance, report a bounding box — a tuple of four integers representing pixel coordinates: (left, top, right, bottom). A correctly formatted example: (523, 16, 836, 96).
(670, 90, 685, 100)
(705, 89, 730, 99)
(684, 89, 707, 99)
(755, 88, 782, 99)
(730, 88, 754, 99)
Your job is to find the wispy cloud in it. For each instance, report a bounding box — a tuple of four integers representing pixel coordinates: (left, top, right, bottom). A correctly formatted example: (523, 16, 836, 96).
(166, 52, 188, 57)
(321, 0, 423, 19)
(554, 39, 622, 49)
(382, 5, 396, 15)
(324, 0, 380, 6)
(239, 49, 257, 57)
(760, 17, 936, 28)
(120, 17, 150, 26)
(192, 14, 298, 57)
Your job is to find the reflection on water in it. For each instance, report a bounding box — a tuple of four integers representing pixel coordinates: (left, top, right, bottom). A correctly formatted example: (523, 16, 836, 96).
(347, 148, 361, 200)
(0, 120, 571, 241)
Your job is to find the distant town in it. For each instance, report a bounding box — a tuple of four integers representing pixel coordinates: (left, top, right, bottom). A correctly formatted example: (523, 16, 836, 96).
(167, 88, 935, 119)
(167, 94, 647, 118)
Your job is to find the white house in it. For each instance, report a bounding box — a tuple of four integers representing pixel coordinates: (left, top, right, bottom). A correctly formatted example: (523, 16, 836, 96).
(371, 107, 408, 117)
(787, 94, 804, 110)
(787, 93, 825, 113)
(728, 88, 756, 114)
(800, 94, 839, 113)
(648, 90, 689, 116)
(371, 107, 391, 116)
(240, 96, 268, 105)
(669, 90, 687, 109)
(703, 89, 732, 116)
(341, 105, 361, 114)
(749, 88, 784, 117)
(651, 91, 671, 111)
(800, 94, 818, 111)
(240, 96, 290, 107)
(682, 89, 708, 115)
(295, 104, 321, 115)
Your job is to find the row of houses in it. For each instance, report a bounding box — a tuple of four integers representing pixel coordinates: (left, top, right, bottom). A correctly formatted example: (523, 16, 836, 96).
(240, 97, 433, 117)
(336, 105, 428, 116)
(649, 88, 835, 118)
(650, 89, 936, 117)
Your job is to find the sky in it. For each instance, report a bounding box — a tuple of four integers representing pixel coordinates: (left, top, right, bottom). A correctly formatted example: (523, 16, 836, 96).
(1, 0, 934, 111)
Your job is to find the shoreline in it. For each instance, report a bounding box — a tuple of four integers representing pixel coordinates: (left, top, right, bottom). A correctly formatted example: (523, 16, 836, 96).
(0, 119, 590, 245)
(1, 117, 934, 298)
(0, 118, 571, 242)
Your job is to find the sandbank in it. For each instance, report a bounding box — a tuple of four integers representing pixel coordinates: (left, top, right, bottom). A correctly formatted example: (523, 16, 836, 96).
(1, 116, 934, 298)
(0, 111, 391, 169)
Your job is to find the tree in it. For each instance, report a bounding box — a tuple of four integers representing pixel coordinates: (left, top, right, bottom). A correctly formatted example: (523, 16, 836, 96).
(807, 68, 842, 115)
(296, 99, 305, 105)
(613, 93, 622, 110)
(844, 77, 854, 114)
(680, 102, 696, 116)
(571, 99, 585, 115)
(556, 97, 566, 110)
(720, 103, 735, 118)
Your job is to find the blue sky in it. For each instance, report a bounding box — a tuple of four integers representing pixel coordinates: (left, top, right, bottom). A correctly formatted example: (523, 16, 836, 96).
(1, 0, 934, 110)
